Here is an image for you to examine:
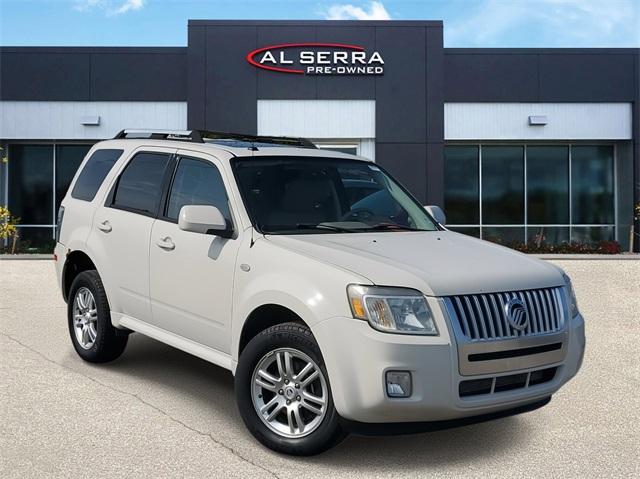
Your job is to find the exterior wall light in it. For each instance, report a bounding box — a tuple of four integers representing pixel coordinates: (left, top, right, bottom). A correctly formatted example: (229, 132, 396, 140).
(81, 115, 101, 126)
(528, 115, 548, 126)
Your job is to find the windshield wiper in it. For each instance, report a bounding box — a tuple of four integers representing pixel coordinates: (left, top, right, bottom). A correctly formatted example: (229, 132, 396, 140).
(296, 223, 357, 233)
(364, 223, 426, 232)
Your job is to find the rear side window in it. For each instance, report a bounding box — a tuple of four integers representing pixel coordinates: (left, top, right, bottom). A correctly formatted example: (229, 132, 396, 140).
(111, 152, 171, 215)
(166, 157, 231, 221)
(71, 149, 123, 201)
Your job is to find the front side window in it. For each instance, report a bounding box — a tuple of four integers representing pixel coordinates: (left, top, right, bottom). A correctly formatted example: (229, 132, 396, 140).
(111, 152, 171, 215)
(166, 157, 232, 222)
(233, 157, 438, 234)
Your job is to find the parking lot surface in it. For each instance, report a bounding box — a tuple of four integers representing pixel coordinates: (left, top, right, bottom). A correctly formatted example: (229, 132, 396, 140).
(1, 259, 638, 478)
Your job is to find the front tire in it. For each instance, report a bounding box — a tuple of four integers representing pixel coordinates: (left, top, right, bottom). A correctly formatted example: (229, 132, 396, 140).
(67, 270, 128, 363)
(235, 323, 346, 455)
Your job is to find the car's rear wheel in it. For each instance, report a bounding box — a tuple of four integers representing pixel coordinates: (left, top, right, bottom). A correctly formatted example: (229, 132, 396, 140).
(235, 322, 346, 455)
(67, 270, 128, 363)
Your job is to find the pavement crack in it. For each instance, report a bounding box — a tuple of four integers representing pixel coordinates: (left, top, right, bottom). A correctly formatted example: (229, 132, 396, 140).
(1, 331, 282, 479)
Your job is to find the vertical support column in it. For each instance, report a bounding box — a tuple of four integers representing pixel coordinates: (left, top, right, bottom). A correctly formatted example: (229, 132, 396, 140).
(0, 142, 7, 248)
(633, 53, 640, 252)
(425, 24, 444, 208)
(187, 25, 207, 130)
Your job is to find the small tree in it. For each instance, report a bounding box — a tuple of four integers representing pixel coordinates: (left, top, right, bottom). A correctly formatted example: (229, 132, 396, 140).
(0, 206, 20, 254)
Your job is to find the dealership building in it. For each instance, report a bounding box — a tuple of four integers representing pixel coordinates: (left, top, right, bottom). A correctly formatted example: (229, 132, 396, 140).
(0, 20, 638, 250)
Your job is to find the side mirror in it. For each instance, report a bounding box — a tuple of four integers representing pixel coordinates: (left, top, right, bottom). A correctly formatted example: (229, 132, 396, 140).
(178, 205, 231, 237)
(424, 205, 446, 226)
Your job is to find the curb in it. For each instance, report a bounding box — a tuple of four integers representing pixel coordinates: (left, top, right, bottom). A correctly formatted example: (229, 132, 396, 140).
(534, 254, 640, 260)
(0, 254, 54, 260)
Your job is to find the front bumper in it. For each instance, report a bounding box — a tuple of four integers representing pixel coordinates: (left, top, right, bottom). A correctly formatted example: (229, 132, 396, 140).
(311, 304, 585, 424)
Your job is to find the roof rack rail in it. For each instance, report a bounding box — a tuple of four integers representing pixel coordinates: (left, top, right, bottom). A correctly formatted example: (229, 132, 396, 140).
(112, 129, 317, 149)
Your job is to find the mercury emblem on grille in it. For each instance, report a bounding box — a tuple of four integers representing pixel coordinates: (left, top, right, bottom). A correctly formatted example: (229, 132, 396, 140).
(505, 297, 529, 331)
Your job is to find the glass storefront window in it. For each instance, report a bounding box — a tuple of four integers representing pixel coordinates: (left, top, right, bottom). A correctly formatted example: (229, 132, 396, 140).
(481, 146, 524, 225)
(8, 145, 53, 225)
(571, 226, 614, 243)
(482, 227, 525, 244)
(13, 227, 55, 251)
(448, 226, 480, 238)
(527, 227, 570, 245)
(571, 146, 614, 225)
(444, 146, 479, 225)
(527, 146, 569, 224)
(5, 143, 93, 251)
(444, 144, 618, 246)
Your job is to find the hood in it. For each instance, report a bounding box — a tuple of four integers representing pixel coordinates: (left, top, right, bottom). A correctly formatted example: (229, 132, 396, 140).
(266, 230, 564, 297)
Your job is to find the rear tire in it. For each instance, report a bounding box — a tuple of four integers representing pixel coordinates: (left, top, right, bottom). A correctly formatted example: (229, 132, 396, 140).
(67, 270, 128, 363)
(235, 322, 346, 455)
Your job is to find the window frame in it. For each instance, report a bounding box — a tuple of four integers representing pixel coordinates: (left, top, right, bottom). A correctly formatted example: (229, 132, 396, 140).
(105, 151, 176, 219)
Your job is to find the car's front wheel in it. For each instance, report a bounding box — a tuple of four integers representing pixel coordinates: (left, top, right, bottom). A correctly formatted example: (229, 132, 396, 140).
(235, 323, 346, 455)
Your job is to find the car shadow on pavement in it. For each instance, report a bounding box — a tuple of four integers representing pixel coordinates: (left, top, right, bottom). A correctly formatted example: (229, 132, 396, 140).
(95, 333, 534, 472)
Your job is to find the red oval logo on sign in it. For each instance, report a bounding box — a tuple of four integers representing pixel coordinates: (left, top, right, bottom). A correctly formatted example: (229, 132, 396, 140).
(245, 43, 383, 75)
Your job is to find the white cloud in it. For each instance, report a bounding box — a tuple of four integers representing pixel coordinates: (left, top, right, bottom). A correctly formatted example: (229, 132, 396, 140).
(114, 0, 144, 15)
(73, 0, 145, 16)
(445, 0, 640, 47)
(324, 1, 391, 20)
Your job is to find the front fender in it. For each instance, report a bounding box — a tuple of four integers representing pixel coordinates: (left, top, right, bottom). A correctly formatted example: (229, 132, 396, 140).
(231, 235, 370, 362)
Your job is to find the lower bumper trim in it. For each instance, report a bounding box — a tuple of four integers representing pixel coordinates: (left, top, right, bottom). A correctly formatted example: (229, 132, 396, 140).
(339, 396, 551, 436)
(468, 342, 562, 362)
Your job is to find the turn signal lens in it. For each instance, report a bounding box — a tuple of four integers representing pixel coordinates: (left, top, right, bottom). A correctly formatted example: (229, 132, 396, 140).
(350, 297, 366, 319)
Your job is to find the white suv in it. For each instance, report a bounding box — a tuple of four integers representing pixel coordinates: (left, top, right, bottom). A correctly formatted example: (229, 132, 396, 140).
(55, 129, 585, 455)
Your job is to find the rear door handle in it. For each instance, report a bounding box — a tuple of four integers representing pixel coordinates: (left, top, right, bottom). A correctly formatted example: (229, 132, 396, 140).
(97, 220, 112, 233)
(156, 237, 175, 251)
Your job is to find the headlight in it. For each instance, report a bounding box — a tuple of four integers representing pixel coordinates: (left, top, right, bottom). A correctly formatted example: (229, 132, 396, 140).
(563, 273, 579, 318)
(347, 285, 438, 335)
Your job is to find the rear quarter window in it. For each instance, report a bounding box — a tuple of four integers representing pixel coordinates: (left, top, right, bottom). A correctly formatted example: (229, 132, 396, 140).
(71, 149, 124, 201)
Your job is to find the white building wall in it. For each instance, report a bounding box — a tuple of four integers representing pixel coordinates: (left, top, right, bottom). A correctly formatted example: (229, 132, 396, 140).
(445, 103, 632, 140)
(257, 100, 375, 139)
(0, 101, 187, 139)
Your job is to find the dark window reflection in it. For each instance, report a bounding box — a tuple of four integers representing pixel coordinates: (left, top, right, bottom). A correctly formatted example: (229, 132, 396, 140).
(55, 145, 91, 213)
(571, 226, 614, 243)
(444, 146, 479, 224)
(527, 146, 569, 224)
(482, 227, 525, 244)
(448, 226, 480, 238)
(482, 146, 524, 225)
(527, 227, 569, 245)
(571, 146, 614, 224)
(15, 226, 54, 248)
(8, 145, 53, 225)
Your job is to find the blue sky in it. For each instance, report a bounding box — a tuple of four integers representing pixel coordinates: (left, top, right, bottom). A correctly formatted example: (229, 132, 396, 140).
(1, 0, 638, 47)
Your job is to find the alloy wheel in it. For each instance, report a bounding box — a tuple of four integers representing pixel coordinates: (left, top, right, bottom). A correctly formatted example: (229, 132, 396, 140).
(72, 287, 98, 350)
(251, 348, 328, 438)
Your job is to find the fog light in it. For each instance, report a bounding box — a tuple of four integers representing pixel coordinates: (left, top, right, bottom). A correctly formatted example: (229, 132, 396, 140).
(385, 371, 412, 398)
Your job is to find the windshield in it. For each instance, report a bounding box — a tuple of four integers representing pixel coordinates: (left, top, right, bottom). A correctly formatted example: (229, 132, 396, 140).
(232, 157, 439, 234)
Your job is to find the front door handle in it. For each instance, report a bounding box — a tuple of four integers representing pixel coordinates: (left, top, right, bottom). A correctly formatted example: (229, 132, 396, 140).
(97, 220, 112, 233)
(156, 237, 175, 251)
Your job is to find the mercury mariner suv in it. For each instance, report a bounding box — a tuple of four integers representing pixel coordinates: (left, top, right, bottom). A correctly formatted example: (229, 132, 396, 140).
(55, 129, 585, 455)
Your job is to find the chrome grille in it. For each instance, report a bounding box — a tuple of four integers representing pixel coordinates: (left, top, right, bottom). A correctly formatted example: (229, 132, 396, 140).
(445, 287, 565, 341)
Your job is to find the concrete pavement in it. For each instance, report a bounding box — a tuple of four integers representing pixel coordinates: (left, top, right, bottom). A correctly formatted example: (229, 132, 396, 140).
(1, 259, 638, 478)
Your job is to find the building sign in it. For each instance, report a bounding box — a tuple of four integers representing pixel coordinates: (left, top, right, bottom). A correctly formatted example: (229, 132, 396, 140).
(246, 43, 384, 75)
